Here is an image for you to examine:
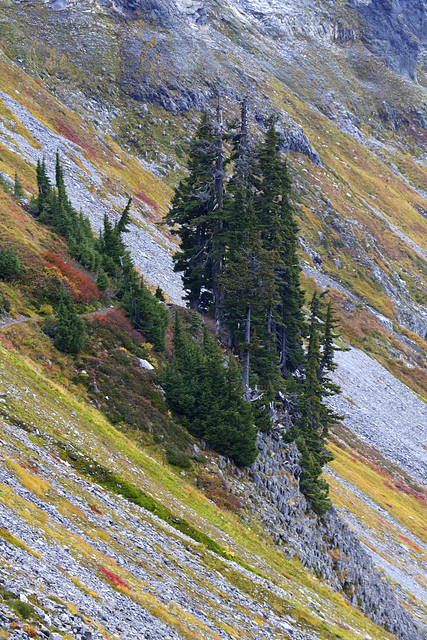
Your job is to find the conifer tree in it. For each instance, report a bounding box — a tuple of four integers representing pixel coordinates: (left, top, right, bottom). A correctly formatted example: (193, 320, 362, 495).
(253, 123, 305, 378)
(54, 285, 86, 354)
(35, 155, 101, 270)
(165, 112, 222, 312)
(35, 158, 51, 213)
(220, 235, 277, 393)
(155, 286, 165, 301)
(0, 247, 20, 279)
(96, 271, 109, 292)
(116, 197, 132, 234)
(163, 316, 258, 466)
(284, 292, 341, 515)
(13, 171, 24, 199)
(99, 198, 133, 274)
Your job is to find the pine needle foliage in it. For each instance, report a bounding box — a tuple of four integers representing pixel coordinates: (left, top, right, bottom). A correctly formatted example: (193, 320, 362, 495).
(54, 284, 86, 354)
(285, 292, 342, 515)
(162, 315, 258, 467)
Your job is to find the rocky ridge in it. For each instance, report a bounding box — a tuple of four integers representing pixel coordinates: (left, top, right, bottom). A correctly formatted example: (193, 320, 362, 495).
(229, 432, 427, 640)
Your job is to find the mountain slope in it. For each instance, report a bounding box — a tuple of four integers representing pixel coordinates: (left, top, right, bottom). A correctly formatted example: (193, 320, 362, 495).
(1, 0, 427, 338)
(0, 336, 426, 640)
(0, 1, 426, 639)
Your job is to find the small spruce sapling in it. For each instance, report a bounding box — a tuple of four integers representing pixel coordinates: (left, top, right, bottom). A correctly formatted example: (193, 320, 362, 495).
(0, 247, 20, 279)
(13, 172, 24, 199)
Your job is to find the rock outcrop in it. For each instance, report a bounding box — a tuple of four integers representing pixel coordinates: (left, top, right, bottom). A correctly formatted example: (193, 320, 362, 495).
(351, 0, 427, 80)
(225, 432, 427, 640)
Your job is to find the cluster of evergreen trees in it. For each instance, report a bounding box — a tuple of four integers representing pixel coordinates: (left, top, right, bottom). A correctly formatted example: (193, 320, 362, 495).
(166, 103, 341, 513)
(166, 105, 305, 391)
(32, 126, 340, 514)
(163, 314, 258, 466)
(35, 155, 100, 271)
(35, 155, 168, 352)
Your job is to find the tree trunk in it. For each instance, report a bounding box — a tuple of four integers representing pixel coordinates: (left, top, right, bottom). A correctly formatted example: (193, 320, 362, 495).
(279, 323, 287, 378)
(267, 306, 272, 334)
(213, 95, 224, 335)
(243, 304, 251, 399)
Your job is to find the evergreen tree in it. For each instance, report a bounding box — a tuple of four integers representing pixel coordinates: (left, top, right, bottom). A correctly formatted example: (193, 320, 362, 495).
(35, 158, 52, 216)
(99, 198, 133, 274)
(0, 247, 20, 279)
(13, 172, 24, 199)
(54, 285, 86, 354)
(220, 234, 277, 393)
(116, 197, 132, 234)
(155, 286, 165, 301)
(100, 214, 122, 273)
(163, 316, 258, 466)
(284, 293, 341, 515)
(253, 123, 305, 377)
(121, 277, 169, 351)
(96, 271, 109, 292)
(165, 113, 221, 312)
(35, 155, 101, 270)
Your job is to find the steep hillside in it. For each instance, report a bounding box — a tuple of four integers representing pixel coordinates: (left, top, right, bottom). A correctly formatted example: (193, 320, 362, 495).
(0, 1, 426, 639)
(0, 161, 425, 640)
(0, 331, 426, 640)
(0, 0, 427, 339)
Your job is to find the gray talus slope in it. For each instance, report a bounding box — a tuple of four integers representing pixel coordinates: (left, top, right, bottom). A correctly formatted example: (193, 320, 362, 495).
(327, 346, 427, 487)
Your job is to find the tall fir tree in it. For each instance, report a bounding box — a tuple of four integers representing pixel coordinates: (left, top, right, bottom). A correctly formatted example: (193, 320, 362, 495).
(284, 292, 341, 515)
(253, 123, 306, 378)
(54, 285, 86, 354)
(165, 112, 222, 313)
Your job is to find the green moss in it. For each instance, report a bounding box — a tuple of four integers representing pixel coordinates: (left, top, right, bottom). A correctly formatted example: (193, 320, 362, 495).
(10, 599, 35, 620)
(56, 442, 235, 558)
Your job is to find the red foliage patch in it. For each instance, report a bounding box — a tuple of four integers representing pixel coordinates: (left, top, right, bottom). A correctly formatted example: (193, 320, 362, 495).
(364, 456, 392, 479)
(96, 308, 133, 331)
(95, 308, 143, 343)
(398, 534, 422, 553)
(394, 479, 427, 505)
(99, 566, 130, 590)
(44, 252, 101, 303)
(384, 480, 427, 505)
(0, 334, 14, 350)
(88, 503, 102, 515)
(54, 119, 97, 161)
(135, 191, 158, 210)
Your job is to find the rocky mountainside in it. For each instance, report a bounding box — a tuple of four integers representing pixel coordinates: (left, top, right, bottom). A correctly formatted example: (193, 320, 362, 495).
(1, 0, 427, 337)
(0, 331, 426, 640)
(0, 0, 426, 639)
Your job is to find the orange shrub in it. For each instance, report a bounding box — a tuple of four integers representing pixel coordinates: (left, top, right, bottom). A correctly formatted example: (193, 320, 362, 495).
(44, 252, 101, 303)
